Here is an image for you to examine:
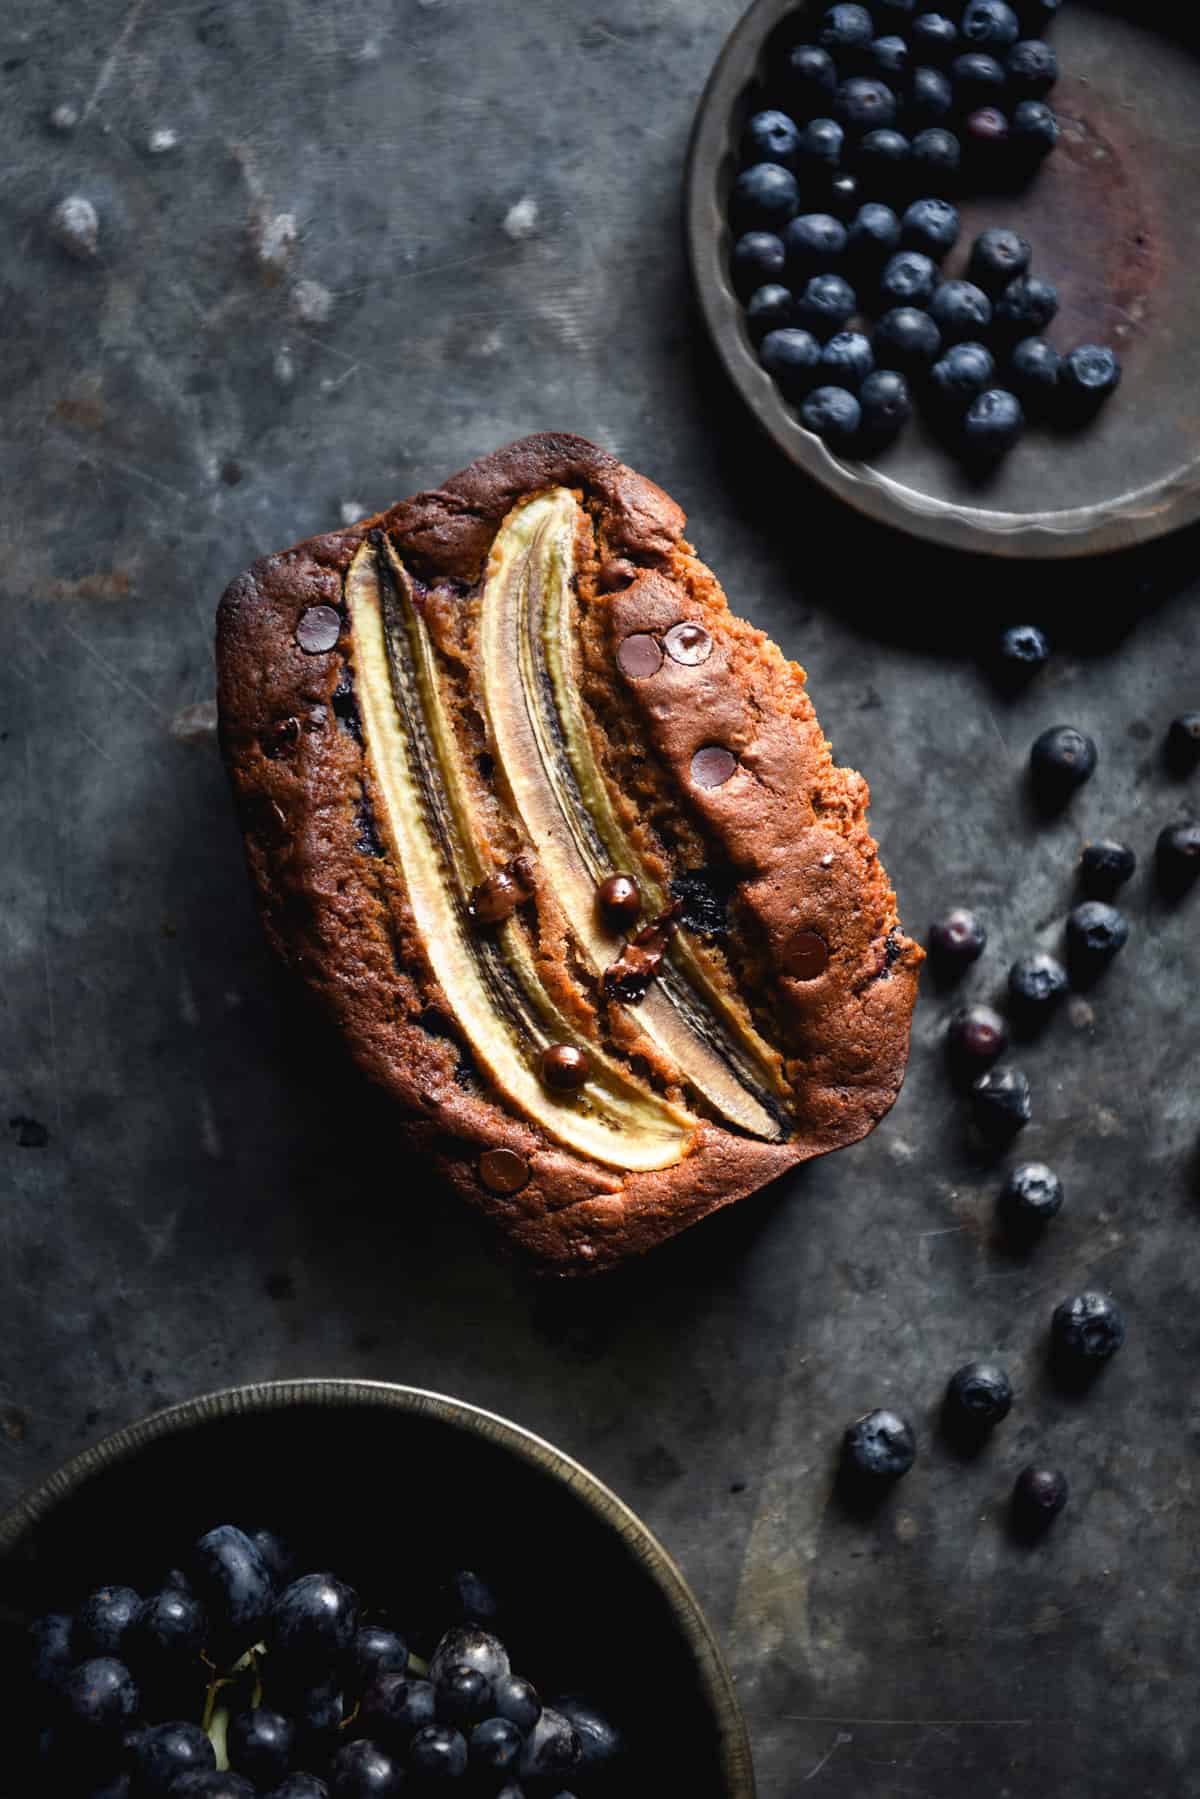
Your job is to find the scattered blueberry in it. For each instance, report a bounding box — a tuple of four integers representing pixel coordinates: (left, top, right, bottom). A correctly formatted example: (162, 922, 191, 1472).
(731, 162, 799, 230)
(1008, 336, 1062, 413)
(1007, 952, 1068, 1019)
(828, 170, 863, 218)
(952, 51, 1007, 106)
(75, 1586, 141, 1660)
(1029, 725, 1097, 802)
(967, 227, 1032, 293)
(745, 283, 795, 341)
(818, 4, 876, 55)
(783, 210, 848, 274)
(1065, 900, 1129, 974)
(435, 1661, 494, 1728)
(911, 125, 961, 180)
(360, 1673, 437, 1742)
(796, 272, 858, 337)
(554, 1696, 626, 1769)
(947, 1003, 1009, 1069)
(518, 1709, 584, 1783)
(835, 75, 898, 131)
(963, 387, 1024, 460)
(842, 1409, 917, 1479)
(796, 116, 846, 170)
(1052, 1291, 1126, 1363)
(1007, 37, 1059, 98)
(1156, 820, 1200, 896)
(429, 1625, 511, 1687)
(928, 906, 986, 968)
(996, 622, 1050, 679)
(870, 34, 911, 79)
(132, 1588, 207, 1666)
(874, 305, 941, 372)
(742, 109, 802, 167)
(228, 1709, 295, 1787)
(246, 1528, 296, 1590)
(1165, 711, 1200, 774)
(784, 43, 839, 110)
(1078, 839, 1136, 897)
(847, 201, 902, 263)
(970, 1065, 1032, 1140)
(930, 341, 996, 412)
(820, 329, 875, 388)
(930, 278, 992, 341)
(961, 0, 1020, 49)
(270, 1573, 360, 1669)
(902, 196, 961, 258)
(1000, 1161, 1063, 1227)
(1012, 1465, 1069, 1532)
(1010, 98, 1060, 161)
(946, 1361, 1013, 1428)
(492, 1674, 542, 1736)
(880, 249, 937, 307)
(801, 384, 864, 448)
(909, 65, 955, 125)
(191, 1527, 274, 1652)
(445, 1567, 500, 1628)
(759, 326, 822, 396)
(858, 367, 913, 440)
(328, 1738, 402, 1797)
(351, 1625, 409, 1686)
(856, 126, 912, 184)
(469, 1717, 524, 1776)
(1059, 343, 1122, 416)
(964, 104, 1011, 149)
(911, 12, 960, 64)
(58, 1658, 140, 1736)
(129, 1720, 216, 1792)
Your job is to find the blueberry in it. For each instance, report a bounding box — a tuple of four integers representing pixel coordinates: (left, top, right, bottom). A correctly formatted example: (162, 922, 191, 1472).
(192, 1526, 274, 1651)
(1078, 839, 1136, 898)
(360, 1673, 436, 1742)
(820, 330, 875, 389)
(742, 109, 802, 168)
(855, 127, 912, 186)
(270, 1573, 360, 1668)
(874, 305, 941, 371)
(997, 622, 1050, 679)
(795, 272, 858, 337)
(491, 1674, 542, 1736)
(1000, 1161, 1063, 1226)
(858, 368, 913, 440)
(268, 1780, 330, 1799)
(964, 105, 1011, 149)
(784, 43, 839, 110)
(1007, 951, 1068, 1018)
(796, 117, 846, 170)
(172, 1777, 257, 1799)
(1008, 337, 1062, 413)
(929, 341, 996, 410)
(947, 1003, 1009, 1067)
(800, 384, 863, 449)
(470, 1717, 524, 1775)
(228, 1708, 294, 1786)
(842, 1409, 916, 1479)
(847, 201, 902, 263)
(1030, 725, 1097, 802)
(429, 1625, 511, 1687)
(783, 210, 848, 275)
(745, 283, 795, 341)
(967, 227, 1032, 293)
(911, 126, 961, 180)
(834, 76, 898, 132)
(928, 907, 986, 967)
(961, 0, 1020, 48)
(518, 1708, 583, 1782)
(818, 4, 875, 54)
(246, 1527, 296, 1589)
(1059, 344, 1121, 416)
(828, 170, 863, 219)
(287, 1675, 345, 1749)
(351, 1625, 409, 1686)
(731, 162, 800, 230)
(1052, 1291, 1126, 1363)
(30, 1612, 74, 1688)
(970, 1065, 1031, 1139)
(1011, 98, 1059, 160)
(946, 1361, 1013, 1427)
(435, 1661, 494, 1728)
(75, 1586, 141, 1660)
(1012, 1465, 1068, 1533)
(58, 1658, 140, 1736)
(732, 231, 786, 298)
(870, 34, 910, 79)
(1007, 37, 1058, 97)
(328, 1739, 403, 1797)
(880, 249, 937, 307)
(130, 1721, 217, 1794)
(964, 386, 1023, 458)
(132, 1588, 207, 1664)
(909, 65, 954, 125)
(1156, 821, 1200, 896)
(409, 1724, 469, 1780)
(1165, 711, 1200, 774)
(1065, 901, 1129, 975)
(911, 13, 959, 64)
(554, 1696, 626, 1769)
(902, 197, 961, 259)
(930, 278, 992, 342)
(760, 327, 823, 397)
(952, 51, 1007, 106)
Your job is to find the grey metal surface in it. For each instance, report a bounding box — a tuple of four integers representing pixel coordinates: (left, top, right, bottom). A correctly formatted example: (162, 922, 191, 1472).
(1, 3, 1198, 1796)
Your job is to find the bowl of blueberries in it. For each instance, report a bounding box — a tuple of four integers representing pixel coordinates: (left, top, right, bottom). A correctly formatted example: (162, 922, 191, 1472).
(2, 1380, 754, 1798)
(686, 0, 1200, 555)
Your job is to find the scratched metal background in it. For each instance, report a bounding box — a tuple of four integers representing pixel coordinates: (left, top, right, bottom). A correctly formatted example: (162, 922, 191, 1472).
(2, 3, 1199, 1795)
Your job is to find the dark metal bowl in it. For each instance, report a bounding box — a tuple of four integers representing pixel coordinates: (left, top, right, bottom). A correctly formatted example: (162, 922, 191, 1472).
(0, 1379, 754, 1796)
(687, 0, 1200, 556)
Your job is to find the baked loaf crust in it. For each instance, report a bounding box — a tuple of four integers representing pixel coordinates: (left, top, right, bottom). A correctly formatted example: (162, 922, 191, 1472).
(216, 434, 920, 1273)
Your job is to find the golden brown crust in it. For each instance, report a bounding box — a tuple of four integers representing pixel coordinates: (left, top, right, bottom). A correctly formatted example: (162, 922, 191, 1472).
(216, 434, 920, 1274)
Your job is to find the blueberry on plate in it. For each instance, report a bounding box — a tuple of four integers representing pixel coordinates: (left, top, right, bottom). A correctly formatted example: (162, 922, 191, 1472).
(742, 109, 802, 168)
(1010, 98, 1059, 160)
(351, 1624, 409, 1686)
(554, 1696, 626, 1769)
(855, 127, 912, 185)
(828, 170, 863, 219)
(858, 368, 913, 441)
(801, 384, 863, 449)
(967, 226, 1032, 293)
(909, 65, 954, 125)
(1165, 710, 1200, 773)
(129, 1720, 216, 1792)
(952, 51, 1007, 106)
(911, 126, 961, 180)
(818, 3, 876, 54)
(783, 210, 848, 274)
(996, 622, 1049, 680)
(491, 1673, 542, 1736)
(911, 12, 959, 65)
(1078, 838, 1136, 897)
(874, 305, 941, 372)
(947, 1002, 1009, 1067)
(745, 283, 795, 341)
(1008, 336, 1062, 412)
(30, 1612, 74, 1688)
(730, 162, 800, 230)
(1007, 37, 1058, 97)
(268, 1779, 330, 1799)
(928, 906, 986, 967)
(930, 278, 992, 341)
(964, 105, 1011, 150)
(902, 197, 961, 259)
(1012, 1465, 1068, 1533)
(847, 201, 902, 263)
(1065, 900, 1129, 975)
(1000, 1160, 1063, 1226)
(820, 330, 875, 388)
(271, 1572, 360, 1667)
(784, 43, 839, 110)
(1007, 951, 1068, 1018)
(469, 1717, 523, 1776)
(970, 1064, 1032, 1139)
(328, 1738, 403, 1797)
(796, 116, 846, 170)
(1059, 344, 1121, 416)
(880, 249, 937, 307)
(1030, 725, 1097, 802)
(435, 1661, 494, 1728)
(75, 1586, 141, 1660)
(961, 0, 1020, 49)
(58, 1658, 140, 1735)
(759, 326, 822, 397)
(1156, 820, 1200, 896)
(360, 1673, 437, 1741)
(191, 1526, 274, 1650)
(429, 1625, 511, 1686)
(518, 1709, 584, 1782)
(1052, 1291, 1126, 1362)
(842, 1409, 916, 1479)
(834, 75, 898, 131)
(172, 1776, 257, 1799)
(946, 1361, 1013, 1428)
(962, 387, 1024, 459)
(228, 1708, 295, 1786)
(795, 272, 858, 337)
(870, 34, 910, 79)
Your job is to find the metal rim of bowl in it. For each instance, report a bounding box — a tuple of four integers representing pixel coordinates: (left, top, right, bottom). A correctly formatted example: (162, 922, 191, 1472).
(685, 0, 1200, 560)
(0, 1377, 756, 1797)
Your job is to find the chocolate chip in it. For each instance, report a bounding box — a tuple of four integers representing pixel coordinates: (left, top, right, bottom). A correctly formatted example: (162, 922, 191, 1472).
(596, 872, 641, 932)
(295, 604, 341, 654)
(262, 716, 300, 757)
(664, 621, 713, 666)
(783, 930, 829, 980)
(690, 745, 737, 789)
(478, 1148, 531, 1194)
(598, 558, 638, 593)
(603, 902, 682, 1004)
(541, 1043, 590, 1092)
(468, 858, 536, 926)
(617, 632, 663, 679)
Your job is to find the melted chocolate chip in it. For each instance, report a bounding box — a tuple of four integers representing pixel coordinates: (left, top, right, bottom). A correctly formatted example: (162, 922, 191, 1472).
(596, 872, 641, 932)
(670, 867, 736, 937)
(783, 930, 830, 980)
(468, 856, 536, 926)
(617, 632, 663, 680)
(332, 671, 362, 741)
(603, 903, 682, 1005)
(295, 604, 342, 654)
(664, 621, 713, 666)
(598, 557, 638, 593)
(690, 745, 737, 789)
(541, 1043, 590, 1092)
(262, 715, 300, 758)
(478, 1148, 531, 1194)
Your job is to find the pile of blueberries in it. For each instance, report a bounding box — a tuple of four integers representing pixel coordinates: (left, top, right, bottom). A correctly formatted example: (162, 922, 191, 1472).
(729, 0, 1123, 462)
(27, 1528, 620, 1798)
